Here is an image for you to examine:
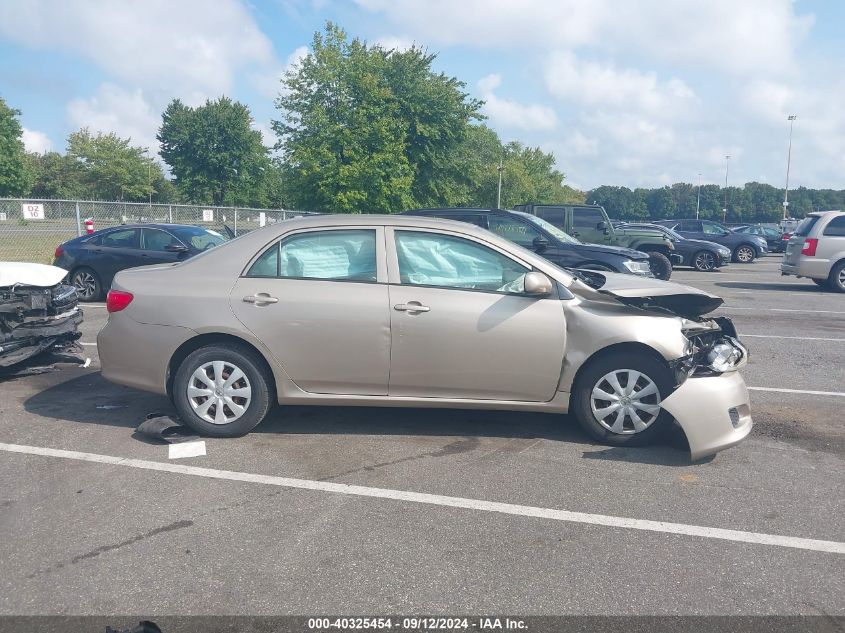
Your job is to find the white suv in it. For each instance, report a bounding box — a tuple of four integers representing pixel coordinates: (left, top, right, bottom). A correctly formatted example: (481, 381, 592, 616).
(781, 210, 845, 292)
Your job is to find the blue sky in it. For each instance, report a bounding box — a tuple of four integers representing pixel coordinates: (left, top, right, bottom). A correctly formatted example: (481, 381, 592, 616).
(1, 0, 842, 191)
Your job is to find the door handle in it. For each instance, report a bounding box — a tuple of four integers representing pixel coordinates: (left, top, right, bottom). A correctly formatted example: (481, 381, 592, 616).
(243, 294, 279, 305)
(394, 302, 430, 312)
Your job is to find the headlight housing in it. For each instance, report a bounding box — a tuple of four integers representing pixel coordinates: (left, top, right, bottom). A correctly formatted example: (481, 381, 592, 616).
(623, 260, 652, 275)
(718, 247, 731, 257)
(706, 338, 745, 372)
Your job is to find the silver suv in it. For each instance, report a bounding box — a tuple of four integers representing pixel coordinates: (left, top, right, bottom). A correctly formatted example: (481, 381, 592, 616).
(781, 210, 845, 292)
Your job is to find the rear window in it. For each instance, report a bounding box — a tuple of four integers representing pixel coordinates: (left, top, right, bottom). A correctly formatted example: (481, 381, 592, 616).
(794, 216, 820, 237)
(822, 216, 845, 237)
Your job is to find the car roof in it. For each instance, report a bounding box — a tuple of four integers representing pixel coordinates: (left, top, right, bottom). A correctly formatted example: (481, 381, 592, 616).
(403, 207, 510, 215)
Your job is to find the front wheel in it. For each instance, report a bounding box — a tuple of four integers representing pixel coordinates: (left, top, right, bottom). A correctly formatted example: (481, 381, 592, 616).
(692, 250, 718, 272)
(647, 252, 672, 280)
(572, 352, 674, 447)
(733, 244, 756, 263)
(172, 345, 273, 437)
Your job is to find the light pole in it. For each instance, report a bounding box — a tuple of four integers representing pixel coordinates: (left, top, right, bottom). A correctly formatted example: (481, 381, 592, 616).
(496, 158, 504, 209)
(696, 172, 702, 219)
(783, 115, 797, 220)
(722, 155, 730, 223)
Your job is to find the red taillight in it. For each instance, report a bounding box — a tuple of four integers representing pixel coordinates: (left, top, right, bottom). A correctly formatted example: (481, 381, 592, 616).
(782, 233, 791, 240)
(54, 246, 64, 259)
(106, 290, 134, 312)
(801, 238, 818, 256)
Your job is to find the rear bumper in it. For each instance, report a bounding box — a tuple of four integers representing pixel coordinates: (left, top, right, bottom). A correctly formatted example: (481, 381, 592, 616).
(660, 371, 752, 460)
(780, 258, 829, 279)
(98, 315, 195, 395)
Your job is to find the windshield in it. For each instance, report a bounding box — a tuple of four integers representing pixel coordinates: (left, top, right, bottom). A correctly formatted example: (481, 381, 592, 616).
(170, 226, 228, 251)
(512, 211, 581, 244)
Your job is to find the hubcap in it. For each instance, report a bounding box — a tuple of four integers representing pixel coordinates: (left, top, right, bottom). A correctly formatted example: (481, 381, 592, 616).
(838, 269, 845, 288)
(73, 272, 97, 298)
(187, 360, 252, 425)
(590, 369, 661, 434)
(695, 252, 715, 271)
(737, 247, 754, 263)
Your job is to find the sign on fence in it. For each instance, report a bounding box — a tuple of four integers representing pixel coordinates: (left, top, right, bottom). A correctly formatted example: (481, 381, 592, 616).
(202, 209, 214, 222)
(22, 203, 45, 220)
(259, 212, 266, 227)
(0, 213, 6, 221)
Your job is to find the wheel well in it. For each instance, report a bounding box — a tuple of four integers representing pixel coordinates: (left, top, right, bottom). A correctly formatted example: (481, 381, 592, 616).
(166, 333, 275, 397)
(568, 342, 670, 407)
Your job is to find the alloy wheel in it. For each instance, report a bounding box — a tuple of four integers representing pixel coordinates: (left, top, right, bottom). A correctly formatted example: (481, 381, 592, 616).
(838, 268, 845, 290)
(736, 246, 755, 263)
(187, 360, 252, 425)
(72, 271, 97, 299)
(590, 369, 661, 434)
(694, 251, 716, 271)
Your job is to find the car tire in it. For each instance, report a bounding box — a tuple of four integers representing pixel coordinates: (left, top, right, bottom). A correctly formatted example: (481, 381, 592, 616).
(733, 244, 756, 263)
(646, 252, 672, 280)
(692, 250, 718, 272)
(571, 352, 674, 447)
(172, 344, 274, 437)
(828, 261, 845, 293)
(70, 267, 102, 302)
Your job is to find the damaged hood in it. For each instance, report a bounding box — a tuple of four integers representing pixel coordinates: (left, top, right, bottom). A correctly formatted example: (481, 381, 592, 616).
(0, 262, 68, 288)
(580, 271, 724, 318)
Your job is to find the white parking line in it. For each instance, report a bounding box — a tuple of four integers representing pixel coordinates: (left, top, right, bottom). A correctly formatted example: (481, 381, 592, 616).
(748, 387, 845, 397)
(80, 342, 97, 346)
(0, 442, 842, 555)
(721, 307, 845, 314)
(743, 334, 845, 342)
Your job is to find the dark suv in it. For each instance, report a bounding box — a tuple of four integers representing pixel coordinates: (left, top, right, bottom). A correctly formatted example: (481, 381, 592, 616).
(654, 219, 768, 263)
(402, 208, 653, 276)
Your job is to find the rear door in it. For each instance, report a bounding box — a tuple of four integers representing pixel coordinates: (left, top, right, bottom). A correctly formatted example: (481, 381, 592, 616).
(92, 228, 144, 287)
(386, 228, 566, 402)
(230, 227, 390, 395)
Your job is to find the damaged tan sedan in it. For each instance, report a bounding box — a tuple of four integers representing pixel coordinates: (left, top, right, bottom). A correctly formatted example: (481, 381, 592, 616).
(98, 215, 752, 460)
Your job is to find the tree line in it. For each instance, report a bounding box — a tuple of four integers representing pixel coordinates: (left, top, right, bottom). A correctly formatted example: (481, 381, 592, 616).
(0, 22, 840, 220)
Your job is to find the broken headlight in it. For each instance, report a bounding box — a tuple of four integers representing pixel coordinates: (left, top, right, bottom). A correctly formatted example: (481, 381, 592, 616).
(706, 338, 745, 372)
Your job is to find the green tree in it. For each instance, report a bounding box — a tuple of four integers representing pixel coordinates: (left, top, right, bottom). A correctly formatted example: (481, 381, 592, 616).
(159, 97, 269, 206)
(26, 151, 85, 199)
(66, 129, 159, 201)
(0, 97, 31, 196)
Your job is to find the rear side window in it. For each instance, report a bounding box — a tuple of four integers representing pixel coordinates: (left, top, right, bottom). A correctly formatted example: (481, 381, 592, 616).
(677, 221, 701, 232)
(794, 216, 820, 236)
(822, 216, 845, 237)
(247, 230, 377, 281)
(533, 207, 565, 227)
(101, 228, 139, 248)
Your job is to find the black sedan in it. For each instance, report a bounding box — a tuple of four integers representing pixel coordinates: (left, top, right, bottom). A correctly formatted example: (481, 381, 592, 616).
(619, 223, 732, 271)
(732, 224, 785, 253)
(653, 219, 768, 263)
(402, 208, 654, 277)
(53, 224, 227, 301)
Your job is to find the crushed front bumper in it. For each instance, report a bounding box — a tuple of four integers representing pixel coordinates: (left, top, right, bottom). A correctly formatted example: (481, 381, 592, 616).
(660, 371, 752, 460)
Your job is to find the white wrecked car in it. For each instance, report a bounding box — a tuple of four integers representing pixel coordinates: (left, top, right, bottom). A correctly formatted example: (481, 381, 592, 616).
(0, 262, 83, 367)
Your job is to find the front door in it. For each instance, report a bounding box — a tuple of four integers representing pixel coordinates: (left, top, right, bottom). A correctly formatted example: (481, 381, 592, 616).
(387, 228, 566, 402)
(230, 227, 390, 395)
(571, 207, 610, 244)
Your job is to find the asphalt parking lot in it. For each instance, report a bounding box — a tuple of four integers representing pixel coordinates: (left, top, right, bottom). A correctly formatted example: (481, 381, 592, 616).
(1, 254, 843, 616)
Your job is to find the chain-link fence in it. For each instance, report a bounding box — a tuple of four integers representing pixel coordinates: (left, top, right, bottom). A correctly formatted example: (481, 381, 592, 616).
(0, 198, 313, 264)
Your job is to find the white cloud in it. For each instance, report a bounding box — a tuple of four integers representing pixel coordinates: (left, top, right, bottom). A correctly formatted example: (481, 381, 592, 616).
(355, 0, 813, 75)
(67, 83, 160, 151)
(21, 128, 52, 154)
(252, 45, 310, 99)
(477, 74, 557, 131)
(545, 52, 696, 116)
(0, 0, 274, 98)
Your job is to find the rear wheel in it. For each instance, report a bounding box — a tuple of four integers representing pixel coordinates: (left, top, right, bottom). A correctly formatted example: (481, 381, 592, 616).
(692, 250, 718, 272)
(572, 352, 674, 447)
(70, 267, 102, 301)
(733, 244, 756, 263)
(173, 345, 273, 437)
(828, 261, 845, 293)
(646, 252, 672, 280)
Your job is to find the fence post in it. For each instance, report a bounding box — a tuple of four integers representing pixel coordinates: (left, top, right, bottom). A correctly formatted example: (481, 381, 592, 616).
(234, 207, 238, 236)
(168, 205, 173, 223)
(75, 201, 82, 237)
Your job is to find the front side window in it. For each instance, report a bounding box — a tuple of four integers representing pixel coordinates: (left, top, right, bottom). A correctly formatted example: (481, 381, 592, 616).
(486, 215, 543, 248)
(572, 208, 605, 229)
(246, 230, 377, 281)
(702, 221, 726, 235)
(395, 231, 531, 294)
(823, 216, 845, 237)
(142, 229, 181, 251)
(101, 228, 139, 248)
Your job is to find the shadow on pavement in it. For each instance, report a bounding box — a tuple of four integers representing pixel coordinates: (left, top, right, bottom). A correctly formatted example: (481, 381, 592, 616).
(715, 281, 830, 292)
(24, 371, 695, 466)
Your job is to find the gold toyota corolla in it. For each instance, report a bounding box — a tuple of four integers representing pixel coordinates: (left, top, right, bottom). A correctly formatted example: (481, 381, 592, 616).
(98, 215, 752, 459)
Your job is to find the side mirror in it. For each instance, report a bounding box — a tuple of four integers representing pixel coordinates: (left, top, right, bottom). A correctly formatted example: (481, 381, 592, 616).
(165, 244, 189, 253)
(524, 271, 553, 296)
(532, 236, 550, 252)
(596, 220, 607, 230)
